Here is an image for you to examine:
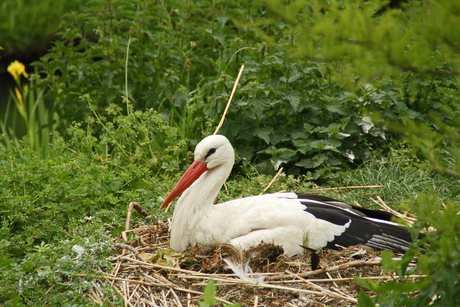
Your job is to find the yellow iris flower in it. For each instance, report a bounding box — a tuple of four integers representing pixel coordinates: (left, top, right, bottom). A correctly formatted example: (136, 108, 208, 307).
(7, 60, 30, 81)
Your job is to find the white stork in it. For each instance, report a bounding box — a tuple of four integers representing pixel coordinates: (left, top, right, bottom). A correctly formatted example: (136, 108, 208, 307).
(160, 135, 413, 256)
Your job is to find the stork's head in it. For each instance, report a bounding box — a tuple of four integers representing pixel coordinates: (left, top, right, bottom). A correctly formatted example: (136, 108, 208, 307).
(160, 135, 234, 209)
(193, 134, 235, 169)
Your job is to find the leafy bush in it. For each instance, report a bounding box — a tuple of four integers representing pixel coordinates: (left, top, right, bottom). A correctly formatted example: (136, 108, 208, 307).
(67, 100, 192, 174)
(36, 0, 236, 139)
(0, 133, 166, 305)
(259, 0, 460, 87)
(356, 196, 460, 306)
(0, 215, 121, 306)
(0, 104, 211, 304)
(0, 127, 173, 259)
(34, 0, 450, 179)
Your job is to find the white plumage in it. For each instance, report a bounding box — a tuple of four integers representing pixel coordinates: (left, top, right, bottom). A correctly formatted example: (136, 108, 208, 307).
(160, 135, 413, 256)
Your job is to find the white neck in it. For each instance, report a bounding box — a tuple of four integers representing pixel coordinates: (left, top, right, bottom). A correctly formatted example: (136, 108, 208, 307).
(169, 160, 233, 251)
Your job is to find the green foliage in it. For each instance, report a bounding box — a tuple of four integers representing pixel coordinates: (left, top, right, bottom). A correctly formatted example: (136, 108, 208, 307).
(251, 2, 460, 303)
(198, 279, 241, 307)
(260, 0, 460, 86)
(198, 279, 218, 307)
(355, 196, 460, 306)
(0, 216, 122, 306)
(392, 106, 460, 180)
(33, 0, 436, 178)
(0, 135, 165, 305)
(67, 100, 192, 175)
(1, 67, 58, 156)
(326, 145, 458, 212)
(0, 130, 171, 259)
(36, 0, 233, 141)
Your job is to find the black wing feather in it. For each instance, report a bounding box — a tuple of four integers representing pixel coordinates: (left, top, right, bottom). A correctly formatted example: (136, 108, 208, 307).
(295, 193, 413, 253)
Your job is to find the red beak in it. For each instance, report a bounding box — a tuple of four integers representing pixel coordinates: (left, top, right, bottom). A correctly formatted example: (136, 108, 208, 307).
(160, 160, 208, 210)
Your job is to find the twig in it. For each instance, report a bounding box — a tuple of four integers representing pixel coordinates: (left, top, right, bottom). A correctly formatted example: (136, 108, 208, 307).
(174, 274, 347, 298)
(161, 290, 168, 306)
(259, 167, 283, 195)
(171, 288, 184, 307)
(431, 163, 460, 177)
(267, 274, 426, 284)
(326, 272, 339, 288)
(286, 271, 357, 303)
(439, 198, 447, 209)
(110, 260, 122, 286)
(214, 65, 245, 135)
(128, 283, 141, 303)
(118, 256, 207, 274)
(113, 282, 135, 307)
(234, 280, 335, 296)
(114, 243, 139, 255)
(268, 259, 382, 280)
(370, 197, 416, 225)
(88, 289, 104, 306)
(142, 272, 176, 287)
(314, 185, 384, 191)
(122, 279, 129, 307)
(123, 202, 151, 241)
(104, 275, 233, 305)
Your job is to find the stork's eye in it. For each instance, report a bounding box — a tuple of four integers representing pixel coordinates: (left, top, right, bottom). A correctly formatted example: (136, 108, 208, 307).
(205, 148, 216, 158)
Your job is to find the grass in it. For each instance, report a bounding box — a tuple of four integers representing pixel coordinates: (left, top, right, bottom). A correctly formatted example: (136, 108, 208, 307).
(324, 146, 458, 213)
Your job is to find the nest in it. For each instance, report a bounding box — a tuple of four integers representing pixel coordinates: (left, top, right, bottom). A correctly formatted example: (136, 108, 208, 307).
(94, 220, 420, 307)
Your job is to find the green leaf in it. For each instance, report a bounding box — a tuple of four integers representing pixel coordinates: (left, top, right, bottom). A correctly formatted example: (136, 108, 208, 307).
(354, 277, 378, 292)
(254, 127, 274, 144)
(296, 154, 328, 169)
(285, 92, 302, 111)
(309, 139, 341, 153)
(325, 102, 346, 115)
(288, 72, 302, 83)
(202, 279, 216, 306)
(380, 250, 395, 271)
(357, 291, 375, 307)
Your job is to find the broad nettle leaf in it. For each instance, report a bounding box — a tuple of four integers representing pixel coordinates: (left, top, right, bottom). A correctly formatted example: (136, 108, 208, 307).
(288, 72, 302, 83)
(296, 153, 329, 169)
(284, 92, 302, 112)
(292, 139, 312, 155)
(254, 127, 274, 144)
(258, 146, 297, 159)
(309, 139, 341, 152)
(325, 101, 347, 115)
(248, 98, 267, 120)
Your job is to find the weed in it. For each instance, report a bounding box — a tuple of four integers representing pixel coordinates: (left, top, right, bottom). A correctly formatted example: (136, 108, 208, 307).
(2, 63, 57, 156)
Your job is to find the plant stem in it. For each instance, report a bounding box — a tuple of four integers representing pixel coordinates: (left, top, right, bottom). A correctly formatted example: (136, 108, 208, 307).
(125, 27, 133, 116)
